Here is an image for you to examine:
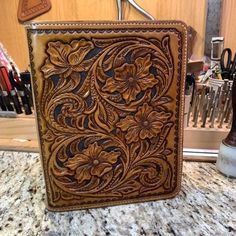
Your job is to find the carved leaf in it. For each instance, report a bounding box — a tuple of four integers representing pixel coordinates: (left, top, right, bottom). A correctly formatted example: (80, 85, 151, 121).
(116, 180, 140, 194)
(94, 103, 111, 132)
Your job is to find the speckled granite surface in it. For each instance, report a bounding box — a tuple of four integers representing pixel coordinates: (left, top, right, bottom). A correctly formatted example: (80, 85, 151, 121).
(0, 151, 235, 236)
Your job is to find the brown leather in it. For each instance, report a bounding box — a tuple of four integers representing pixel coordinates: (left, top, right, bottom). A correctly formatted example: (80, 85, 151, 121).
(18, 0, 51, 23)
(26, 21, 187, 211)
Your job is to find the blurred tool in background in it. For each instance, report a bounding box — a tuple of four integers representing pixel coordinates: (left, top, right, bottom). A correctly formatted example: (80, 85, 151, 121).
(210, 37, 224, 69)
(0, 66, 22, 114)
(116, 0, 155, 20)
(217, 74, 236, 178)
(0, 64, 32, 116)
(0, 44, 33, 116)
(187, 79, 232, 129)
(186, 36, 236, 131)
(220, 48, 236, 80)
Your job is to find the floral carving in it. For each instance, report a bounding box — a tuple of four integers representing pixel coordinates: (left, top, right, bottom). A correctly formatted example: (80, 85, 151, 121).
(102, 54, 158, 103)
(116, 103, 172, 143)
(65, 142, 120, 183)
(36, 33, 182, 209)
(41, 39, 94, 78)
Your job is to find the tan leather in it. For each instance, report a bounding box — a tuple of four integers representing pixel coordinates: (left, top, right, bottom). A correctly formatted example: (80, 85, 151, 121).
(18, 0, 51, 23)
(26, 21, 187, 211)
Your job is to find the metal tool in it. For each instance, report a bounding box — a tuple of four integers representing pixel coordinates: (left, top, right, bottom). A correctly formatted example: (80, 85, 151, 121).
(220, 48, 236, 80)
(218, 94, 231, 128)
(199, 85, 206, 122)
(210, 87, 220, 127)
(225, 97, 232, 123)
(190, 89, 198, 122)
(210, 37, 224, 69)
(193, 94, 200, 127)
(207, 88, 215, 118)
(209, 96, 219, 128)
(201, 95, 210, 128)
(187, 81, 233, 129)
(227, 107, 233, 129)
(116, 0, 155, 20)
(216, 81, 228, 122)
(209, 86, 221, 124)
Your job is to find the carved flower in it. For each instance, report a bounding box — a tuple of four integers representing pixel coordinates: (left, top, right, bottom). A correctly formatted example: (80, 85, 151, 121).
(116, 103, 171, 143)
(102, 54, 158, 103)
(65, 142, 120, 183)
(41, 39, 94, 78)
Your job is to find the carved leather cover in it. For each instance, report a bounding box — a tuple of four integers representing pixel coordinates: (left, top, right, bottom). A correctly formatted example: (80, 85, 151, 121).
(26, 21, 187, 211)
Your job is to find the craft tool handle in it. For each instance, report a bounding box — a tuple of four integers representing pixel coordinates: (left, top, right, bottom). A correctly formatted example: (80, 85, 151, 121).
(224, 75, 236, 146)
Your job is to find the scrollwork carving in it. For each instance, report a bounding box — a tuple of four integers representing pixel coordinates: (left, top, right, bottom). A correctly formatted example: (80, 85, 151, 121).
(28, 23, 187, 210)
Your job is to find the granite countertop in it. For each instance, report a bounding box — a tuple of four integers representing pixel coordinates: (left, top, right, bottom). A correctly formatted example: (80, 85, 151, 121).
(0, 151, 235, 236)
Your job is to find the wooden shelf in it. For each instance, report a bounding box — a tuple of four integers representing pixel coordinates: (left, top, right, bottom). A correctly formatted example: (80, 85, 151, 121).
(0, 115, 38, 152)
(0, 116, 227, 163)
(184, 127, 227, 150)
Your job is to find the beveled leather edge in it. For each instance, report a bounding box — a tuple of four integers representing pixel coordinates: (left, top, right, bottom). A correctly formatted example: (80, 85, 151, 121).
(26, 28, 52, 210)
(24, 20, 188, 31)
(45, 186, 182, 212)
(26, 20, 187, 211)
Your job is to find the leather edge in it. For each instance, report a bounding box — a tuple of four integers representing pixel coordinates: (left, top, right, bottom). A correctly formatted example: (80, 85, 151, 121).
(45, 187, 182, 212)
(26, 28, 52, 210)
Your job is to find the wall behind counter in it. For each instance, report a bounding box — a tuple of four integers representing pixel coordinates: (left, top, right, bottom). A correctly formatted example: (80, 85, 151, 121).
(0, 0, 208, 71)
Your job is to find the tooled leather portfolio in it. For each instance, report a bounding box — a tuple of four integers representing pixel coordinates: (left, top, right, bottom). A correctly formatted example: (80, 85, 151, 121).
(26, 21, 187, 211)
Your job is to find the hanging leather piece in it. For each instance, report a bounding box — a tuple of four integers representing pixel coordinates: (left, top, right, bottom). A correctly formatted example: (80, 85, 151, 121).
(17, 0, 51, 23)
